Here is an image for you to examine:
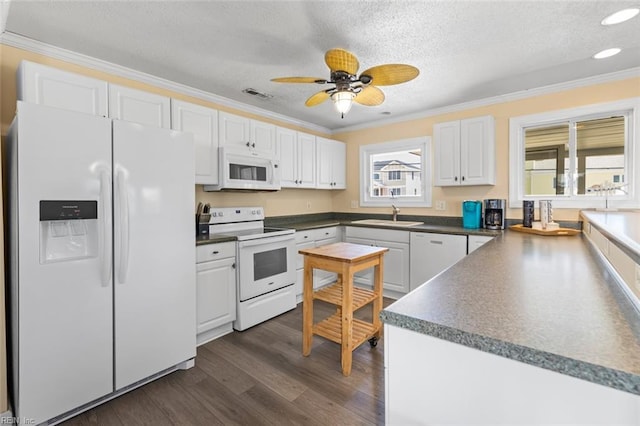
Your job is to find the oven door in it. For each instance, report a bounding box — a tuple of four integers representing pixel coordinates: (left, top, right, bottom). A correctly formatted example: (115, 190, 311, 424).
(237, 234, 296, 301)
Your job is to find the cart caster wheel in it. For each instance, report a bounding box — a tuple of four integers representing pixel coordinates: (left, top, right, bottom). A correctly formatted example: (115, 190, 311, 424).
(368, 337, 378, 347)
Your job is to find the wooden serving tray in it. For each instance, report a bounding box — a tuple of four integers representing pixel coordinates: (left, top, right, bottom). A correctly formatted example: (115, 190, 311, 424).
(509, 224, 580, 236)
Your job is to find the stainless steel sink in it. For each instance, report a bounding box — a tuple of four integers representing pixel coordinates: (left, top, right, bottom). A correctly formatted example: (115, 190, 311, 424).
(351, 219, 423, 227)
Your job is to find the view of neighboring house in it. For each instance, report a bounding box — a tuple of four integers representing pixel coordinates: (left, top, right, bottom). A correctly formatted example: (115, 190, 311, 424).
(372, 159, 421, 197)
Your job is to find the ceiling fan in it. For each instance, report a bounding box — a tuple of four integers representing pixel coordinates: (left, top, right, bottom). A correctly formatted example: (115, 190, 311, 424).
(271, 48, 419, 118)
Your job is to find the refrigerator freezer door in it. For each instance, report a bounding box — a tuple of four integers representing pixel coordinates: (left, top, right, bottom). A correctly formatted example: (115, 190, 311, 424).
(112, 120, 196, 390)
(12, 102, 113, 423)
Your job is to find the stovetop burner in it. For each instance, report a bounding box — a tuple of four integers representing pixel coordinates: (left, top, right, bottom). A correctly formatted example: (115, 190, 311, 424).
(206, 207, 294, 241)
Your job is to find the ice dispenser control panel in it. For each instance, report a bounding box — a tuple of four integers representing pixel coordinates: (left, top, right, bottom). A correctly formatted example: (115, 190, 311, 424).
(40, 200, 98, 221)
(39, 200, 99, 264)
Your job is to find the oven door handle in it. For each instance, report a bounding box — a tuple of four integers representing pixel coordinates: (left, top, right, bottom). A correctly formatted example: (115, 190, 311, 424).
(238, 234, 294, 248)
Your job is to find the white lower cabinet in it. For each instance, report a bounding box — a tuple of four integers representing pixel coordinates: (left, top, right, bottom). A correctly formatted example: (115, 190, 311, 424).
(409, 232, 467, 291)
(195, 242, 236, 345)
(345, 227, 410, 297)
(294, 227, 342, 302)
(385, 324, 640, 425)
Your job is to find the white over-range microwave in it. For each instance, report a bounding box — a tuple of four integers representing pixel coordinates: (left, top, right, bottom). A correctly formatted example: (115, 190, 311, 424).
(203, 146, 281, 191)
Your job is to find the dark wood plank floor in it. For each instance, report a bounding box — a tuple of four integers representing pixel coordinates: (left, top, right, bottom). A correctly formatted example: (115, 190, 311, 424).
(63, 299, 393, 426)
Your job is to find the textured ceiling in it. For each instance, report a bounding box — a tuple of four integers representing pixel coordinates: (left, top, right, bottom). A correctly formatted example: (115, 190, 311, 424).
(4, 0, 640, 131)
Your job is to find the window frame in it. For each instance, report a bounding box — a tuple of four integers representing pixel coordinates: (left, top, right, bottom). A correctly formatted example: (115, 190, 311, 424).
(509, 98, 640, 209)
(359, 137, 432, 207)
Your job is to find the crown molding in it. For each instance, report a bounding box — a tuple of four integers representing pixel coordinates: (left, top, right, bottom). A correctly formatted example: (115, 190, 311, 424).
(4, 32, 639, 137)
(333, 67, 640, 134)
(0, 32, 332, 135)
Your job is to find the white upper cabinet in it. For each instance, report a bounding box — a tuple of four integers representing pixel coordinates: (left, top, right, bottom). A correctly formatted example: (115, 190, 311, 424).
(316, 137, 346, 189)
(17, 61, 108, 117)
(108, 84, 171, 128)
(219, 111, 276, 155)
(434, 115, 495, 186)
(171, 100, 219, 185)
(278, 127, 316, 188)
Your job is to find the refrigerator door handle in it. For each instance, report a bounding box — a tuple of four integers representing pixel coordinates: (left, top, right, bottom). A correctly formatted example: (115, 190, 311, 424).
(116, 169, 130, 284)
(100, 170, 112, 287)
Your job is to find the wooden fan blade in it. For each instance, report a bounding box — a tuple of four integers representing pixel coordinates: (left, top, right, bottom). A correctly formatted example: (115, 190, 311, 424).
(271, 77, 327, 84)
(325, 48, 359, 75)
(354, 86, 385, 106)
(360, 64, 419, 86)
(305, 91, 330, 107)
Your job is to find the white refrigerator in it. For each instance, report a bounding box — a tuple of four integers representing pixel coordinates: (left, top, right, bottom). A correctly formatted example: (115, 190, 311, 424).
(8, 101, 196, 424)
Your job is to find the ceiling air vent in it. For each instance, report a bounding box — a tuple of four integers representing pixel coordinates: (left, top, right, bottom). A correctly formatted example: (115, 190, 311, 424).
(242, 88, 273, 100)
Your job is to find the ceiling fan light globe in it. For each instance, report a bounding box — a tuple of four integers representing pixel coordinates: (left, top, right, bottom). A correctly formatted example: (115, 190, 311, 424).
(331, 90, 355, 117)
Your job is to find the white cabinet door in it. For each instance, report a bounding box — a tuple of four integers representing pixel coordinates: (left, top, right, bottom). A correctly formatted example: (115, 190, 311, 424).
(295, 239, 316, 297)
(278, 127, 298, 187)
(345, 236, 376, 286)
(410, 232, 467, 291)
(219, 112, 275, 155)
(460, 116, 495, 185)
(17, 60, 108, 116)
(314, 227, 340, 289)
(251, 120, 276, 154)
(332, 139, 346, 189)
(316, 137, 346, 189)
(345, 231, 409, 295)
(316, 137, 334, 189)
(297, 132, 317, 188)
(380, 240, 410, 294)
(196, 256, 236, 335)
(468, 235, 495, 254)
(171, 100, 219, 185)
(434, 121, 461, 186)
(434, 116, 495, 186)
(109, 84, 170, 128)
(219, 111, 251, 148)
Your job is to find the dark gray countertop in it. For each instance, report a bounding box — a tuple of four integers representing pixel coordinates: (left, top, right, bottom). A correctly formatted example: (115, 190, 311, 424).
(581, 210, 640, 264)
(381, 230, 640, 395)
(196, 234, 236, 246)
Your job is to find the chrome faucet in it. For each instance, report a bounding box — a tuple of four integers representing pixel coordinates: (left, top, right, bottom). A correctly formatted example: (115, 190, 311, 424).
(392, 204, 400, 221)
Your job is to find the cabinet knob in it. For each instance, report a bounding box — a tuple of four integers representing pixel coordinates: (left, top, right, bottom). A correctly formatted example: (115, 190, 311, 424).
(232, 263, 236, 269)
(212, 250, 219, 254)
(454, 176, 458, 182)
(462, 176, 465, 181)
(252, 143, 256, 148)
(246, 142, 251, 147)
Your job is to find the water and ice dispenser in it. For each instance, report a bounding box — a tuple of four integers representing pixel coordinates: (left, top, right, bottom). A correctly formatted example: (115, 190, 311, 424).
(39, 200, 98, 263)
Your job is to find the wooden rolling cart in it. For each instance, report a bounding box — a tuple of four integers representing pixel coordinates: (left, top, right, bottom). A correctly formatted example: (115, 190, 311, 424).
(299, 242, 388, 376)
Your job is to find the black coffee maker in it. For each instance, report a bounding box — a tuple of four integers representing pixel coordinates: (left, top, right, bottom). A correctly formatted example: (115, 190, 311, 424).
(484, 199, 506, 230)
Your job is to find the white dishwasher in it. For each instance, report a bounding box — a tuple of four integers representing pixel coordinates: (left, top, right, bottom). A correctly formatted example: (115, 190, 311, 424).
(409, 232, 467, 291)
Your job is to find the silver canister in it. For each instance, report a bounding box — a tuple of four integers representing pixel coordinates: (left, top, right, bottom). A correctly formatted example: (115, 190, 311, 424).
(539, 200, 553, 229)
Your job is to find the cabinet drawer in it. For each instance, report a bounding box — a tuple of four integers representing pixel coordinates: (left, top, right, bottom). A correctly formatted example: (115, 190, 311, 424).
(295, 230, 315, 244)
(345, 227, 409, 243)
(314, 227, 338, 241)
(196, 242, 236, 263)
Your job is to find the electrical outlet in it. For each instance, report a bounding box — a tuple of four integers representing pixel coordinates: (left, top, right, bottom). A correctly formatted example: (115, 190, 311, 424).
(435, 200, 446, 211)
(351, 200, 358, 209)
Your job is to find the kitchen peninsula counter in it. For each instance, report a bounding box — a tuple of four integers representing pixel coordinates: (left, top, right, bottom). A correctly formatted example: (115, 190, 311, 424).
(381, 226, 640, 396)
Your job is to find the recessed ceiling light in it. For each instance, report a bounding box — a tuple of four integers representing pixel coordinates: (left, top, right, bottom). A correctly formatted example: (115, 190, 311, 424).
(601, 8, 640, 25)
(593, 48, 621, 59)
